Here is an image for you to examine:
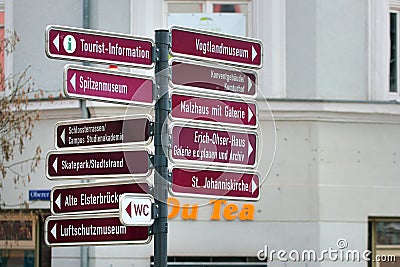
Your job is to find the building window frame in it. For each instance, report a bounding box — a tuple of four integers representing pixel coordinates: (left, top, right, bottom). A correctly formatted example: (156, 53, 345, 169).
(388, 1, 400, 99)
(164, 0, 252, 36)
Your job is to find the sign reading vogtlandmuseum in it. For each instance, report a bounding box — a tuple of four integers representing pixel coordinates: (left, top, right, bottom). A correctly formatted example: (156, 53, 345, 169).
(170, 26, 262, 69)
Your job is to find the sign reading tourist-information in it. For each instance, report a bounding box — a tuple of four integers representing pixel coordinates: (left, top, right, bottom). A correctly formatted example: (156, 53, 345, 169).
(45, 214, 151, 246)
(55, 115, 152, 149)
(51, 181, 150, 215)
(170, 26, 262, 69)
(170, 59, 257, 96)
(171, 167, 260, 201)
(170, 125, 257, 167)
(46, 25, 154, 68)
(46, 148, 151, 179)
(171, 92, 257, 127)
(64, 65, 154, 106)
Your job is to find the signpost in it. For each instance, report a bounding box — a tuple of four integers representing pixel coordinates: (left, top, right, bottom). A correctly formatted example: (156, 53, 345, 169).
(46, 25, 154, 68)
(51, 181, 150, 215)
(45, 214, 151, 246)
(44, 24, 265, 267)
(170, 92, 257, 127)
(170, 59, 257, 96)
(170, 125, 257, 167)
(170, 26, 262, 69)
(119, 193, 154, 226)
(55, 115, 152, 149)
(171, 167, 260, 201)
(46, 148, 152, 179)
(64, 65, 154, 105)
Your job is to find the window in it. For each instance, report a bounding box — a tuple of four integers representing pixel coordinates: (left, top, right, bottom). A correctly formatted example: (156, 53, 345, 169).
(0, 211, 51, 267)
(166, 1, 251, 36)
(369, 218, 400, 267)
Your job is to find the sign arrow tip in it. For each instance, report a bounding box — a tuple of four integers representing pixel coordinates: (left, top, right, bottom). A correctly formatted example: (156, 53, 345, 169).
(248, 77, 253, 92)
(248, 106, 253, 123)
(70, 73, 76, 91)
(248, 142, 254, 157)
(51, 223, 57, 239)
(125, 201, 132, 218)
(52, 157, 58, 173)
(53, 34, 60, 52)
(251, 178, 257, 194)
(252, 46, 257, 62)
(60, 129, 65, 145)
(55, 194, 61, 209)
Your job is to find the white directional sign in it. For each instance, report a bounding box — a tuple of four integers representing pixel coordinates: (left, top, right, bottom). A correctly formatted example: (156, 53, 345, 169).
(119, 193, 154, 226)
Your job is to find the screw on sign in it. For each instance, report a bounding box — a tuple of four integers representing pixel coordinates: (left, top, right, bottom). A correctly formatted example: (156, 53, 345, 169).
(46, 25, 154, 68)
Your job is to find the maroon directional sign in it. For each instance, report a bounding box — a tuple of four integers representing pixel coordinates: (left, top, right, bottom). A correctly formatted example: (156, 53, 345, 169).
(51, 181, 150, 215)
(171, 167, 260, 201)
(170, 125, 257, 167)
(45, 25, 154, 68)
(170, 26, 263, 69)
(46, 148, 151, 179)
(170, 59, 257, 96)
(171, 93, 257, 127)
(64, 65, 153, 105)
(45, 214, 151, 246)
(55, 115, 152, 149)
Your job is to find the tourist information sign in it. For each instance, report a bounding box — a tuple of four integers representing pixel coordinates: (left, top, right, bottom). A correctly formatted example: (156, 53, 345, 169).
(46, 25, 154, 68)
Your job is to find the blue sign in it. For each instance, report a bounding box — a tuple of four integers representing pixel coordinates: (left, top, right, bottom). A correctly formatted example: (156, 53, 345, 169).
(29, 190, 51, 201)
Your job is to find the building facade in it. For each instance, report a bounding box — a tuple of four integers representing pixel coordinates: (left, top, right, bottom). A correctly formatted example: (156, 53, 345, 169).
(1, 0, 400, 266)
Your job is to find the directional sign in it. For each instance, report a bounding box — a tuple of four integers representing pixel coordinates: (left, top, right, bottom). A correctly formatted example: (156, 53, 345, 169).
(170, 59, 257, 96)
(64, 65, 154, 105)
(51, 181, 150, 215)
(45, 214, 151, 246)
(119, 193, 154, 226)
(171, 167, 260, 201)
(170, 125, 257, 167)
(170, 26, 263, 69)
(46, 148, 151, 179)
(170, 92, 257, 127)
(45, 25, 154, 68)
(55, 115, 152, 149)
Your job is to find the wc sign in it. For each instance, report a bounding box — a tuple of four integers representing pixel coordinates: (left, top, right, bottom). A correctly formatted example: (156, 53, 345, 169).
(119, 193, 154, 226)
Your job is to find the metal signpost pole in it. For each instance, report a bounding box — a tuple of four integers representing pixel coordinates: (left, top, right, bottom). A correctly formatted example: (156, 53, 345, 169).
(153, 29, 169, 267)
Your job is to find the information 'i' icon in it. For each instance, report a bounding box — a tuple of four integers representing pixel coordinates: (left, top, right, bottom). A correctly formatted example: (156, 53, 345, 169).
(63, 35, 76, 54)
